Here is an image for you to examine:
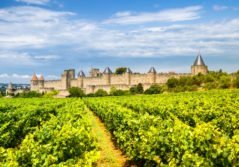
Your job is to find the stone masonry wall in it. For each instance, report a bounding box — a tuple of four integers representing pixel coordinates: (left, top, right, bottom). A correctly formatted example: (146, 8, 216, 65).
(110, 74, 129, 85)
(31, 70, 193, 94)
(44, 80, 63, 90)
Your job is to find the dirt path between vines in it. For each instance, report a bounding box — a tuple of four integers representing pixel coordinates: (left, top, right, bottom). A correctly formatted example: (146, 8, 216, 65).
(88, 110, 129, 167)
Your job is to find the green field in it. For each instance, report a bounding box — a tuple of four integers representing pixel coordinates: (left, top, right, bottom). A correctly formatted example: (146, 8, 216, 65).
(1, 90, 239, 166)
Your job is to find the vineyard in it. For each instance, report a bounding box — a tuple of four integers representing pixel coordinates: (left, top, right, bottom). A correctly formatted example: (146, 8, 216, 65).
(0, 89, 239, 166)
(0, 99, 99, 166)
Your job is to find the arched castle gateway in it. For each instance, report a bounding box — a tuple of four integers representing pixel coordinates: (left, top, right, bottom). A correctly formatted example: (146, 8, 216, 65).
(31, 54, 208, 94)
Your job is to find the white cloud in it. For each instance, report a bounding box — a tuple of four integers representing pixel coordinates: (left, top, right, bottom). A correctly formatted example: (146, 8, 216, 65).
(213, 5, 229, 11)
(0, 4, 238, 82)
(0, 5, 239, 65)
(71, 18, 239, 57)
(114, 11, 132, 17)
(0, 6, 74, 49)
(104, 6, 202, 25)
(0, 73, 59, 83)
(16, 0, 50, 5)
(213, 5, 239, 11)
(0, 51, 60, 66)
(0, 73, 32, 83)
(33, 55, 59, 61)
(0, 51, 36, 65)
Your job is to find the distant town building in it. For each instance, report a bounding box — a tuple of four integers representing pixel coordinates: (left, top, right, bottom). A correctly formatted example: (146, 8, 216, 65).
(6, 82, 28, 96)
(6, 82, 15, 96)
(31, 53, 209, 94)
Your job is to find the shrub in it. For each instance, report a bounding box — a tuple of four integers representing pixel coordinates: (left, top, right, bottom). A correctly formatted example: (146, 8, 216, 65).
(68, 87, 85, 97)
(167, 77, 179, 89)
(233, 71, 239, 88)
(204, 82, 218, 90)
(144, 84, 163, 94)
(94, 89, 108, 97)
(86, 93, 95, 97)
(130, 83, 144, 94)
(43, 90, 59, 98)
(110, 87, 130, 96)
(16, 91, 42, 98)
(219, 76, 231, 89)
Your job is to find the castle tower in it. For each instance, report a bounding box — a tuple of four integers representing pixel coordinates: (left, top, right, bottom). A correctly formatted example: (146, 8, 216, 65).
(6, 82, 14, 96)
(61, 69, 75, 89)
(125, 68, 133, 86)
(125, 68, 132, 86)
(77, 70, 85, 88)
(148, 67, 157, 83)
(39, 75, 44, 88)
(191, 52, 208, 75)
(103, 67, 112, 85)
(30, 73, 38, 91)
(90, 68, 101, 77)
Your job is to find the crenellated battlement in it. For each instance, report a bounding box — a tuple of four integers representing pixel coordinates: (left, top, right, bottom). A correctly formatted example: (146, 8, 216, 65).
(31, 54, 208, 94)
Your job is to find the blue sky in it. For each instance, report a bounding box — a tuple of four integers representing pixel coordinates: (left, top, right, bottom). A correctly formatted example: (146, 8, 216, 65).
(0, 0, 239, 83)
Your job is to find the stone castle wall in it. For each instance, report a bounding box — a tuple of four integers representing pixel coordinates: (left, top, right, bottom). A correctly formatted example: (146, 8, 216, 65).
(44, 80, 62, 90)
(30, 55, 208, 94)
(31, 71, 191, 94)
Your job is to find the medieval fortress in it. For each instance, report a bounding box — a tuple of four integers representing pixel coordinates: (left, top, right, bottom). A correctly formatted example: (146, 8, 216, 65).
(30, 54, 208, 94)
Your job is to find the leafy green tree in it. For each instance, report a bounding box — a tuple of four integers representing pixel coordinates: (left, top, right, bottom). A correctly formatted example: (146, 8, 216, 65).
(191, 75, 203, 86)
(68, 87, 85, 97)
(234, 77, 239, 88)
(115, 67, 127, 75)
(144, 84, 163, 94)
(204, 74, 215, 83)
(94, 89, 108, 97)
(129, 86, 138, 94)
(232, 70, 239, 88)
(110, 86, 117, 95)
(136, 83, 144, 94)
(178, 76, 190, 86)
(130, 83, 144, 94)
(219, 75, 231, 89)
(167, 77, 179, 89)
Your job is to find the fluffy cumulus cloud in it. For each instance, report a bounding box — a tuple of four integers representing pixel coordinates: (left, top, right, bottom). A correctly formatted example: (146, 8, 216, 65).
(0, 6, 74, 49)
(0, 51, 59, 66)
(0, 4, 239, 83)
(0, 5, 239, 58)
(104, 6, 202, 25)
(16, 0, 50, 5)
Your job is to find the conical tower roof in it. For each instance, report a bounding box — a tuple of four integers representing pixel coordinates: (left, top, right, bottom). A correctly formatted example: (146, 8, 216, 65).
(31, 73, 38, 81)
(78, 70, 85, 77)
(193, 52, 206, 66)
(148, 67, 157, 73)
(103, 67, 112, 74)
(39, 75, 44, 80)
(126, 68, 132, 73)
